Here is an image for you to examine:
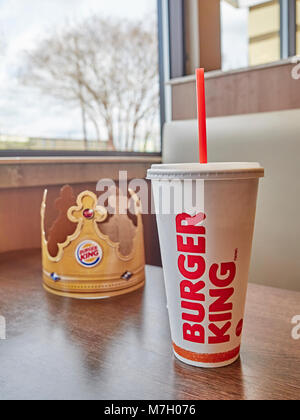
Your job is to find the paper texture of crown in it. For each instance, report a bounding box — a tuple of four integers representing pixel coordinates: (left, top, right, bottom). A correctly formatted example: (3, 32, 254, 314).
(41, 186, 145, 299)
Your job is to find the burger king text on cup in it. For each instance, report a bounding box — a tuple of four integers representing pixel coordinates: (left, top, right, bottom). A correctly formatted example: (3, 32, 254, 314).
(176, 212, 236, 345)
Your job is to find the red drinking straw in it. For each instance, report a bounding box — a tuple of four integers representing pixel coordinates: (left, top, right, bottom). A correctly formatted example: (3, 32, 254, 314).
(196, 68, 208, 164)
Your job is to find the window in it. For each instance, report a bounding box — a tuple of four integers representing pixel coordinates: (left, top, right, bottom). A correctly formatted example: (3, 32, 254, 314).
(176, 0, 294, 76)
(0, 0, 160, 154)
(221, 0, 280, 71)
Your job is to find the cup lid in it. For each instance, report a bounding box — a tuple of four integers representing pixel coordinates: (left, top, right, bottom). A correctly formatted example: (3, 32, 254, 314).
(147, 162, 264, 180)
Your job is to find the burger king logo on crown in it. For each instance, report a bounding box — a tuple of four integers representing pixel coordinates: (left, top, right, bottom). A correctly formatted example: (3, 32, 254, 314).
(41, 185, 145, 299)
(76, 241, 103, 268)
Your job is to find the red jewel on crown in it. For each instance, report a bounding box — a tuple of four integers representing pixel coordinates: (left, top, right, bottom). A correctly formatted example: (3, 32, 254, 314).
(83, 209, 94, 219)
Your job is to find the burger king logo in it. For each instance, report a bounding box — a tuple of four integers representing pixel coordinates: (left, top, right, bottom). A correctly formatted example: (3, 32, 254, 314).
(76, 240, 103, 268)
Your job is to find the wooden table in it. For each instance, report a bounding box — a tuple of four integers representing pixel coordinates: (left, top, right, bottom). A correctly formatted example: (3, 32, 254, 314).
(0, 249, 299, 400)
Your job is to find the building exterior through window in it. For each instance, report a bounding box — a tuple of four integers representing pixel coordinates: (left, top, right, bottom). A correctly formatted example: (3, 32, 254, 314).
(221, 0, 280, 71)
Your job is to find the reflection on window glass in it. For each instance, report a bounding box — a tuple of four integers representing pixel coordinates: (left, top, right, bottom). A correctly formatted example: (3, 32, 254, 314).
(0, 0, 160, 153)
(221, 0, 280, 71)
(297, 0, 300, 55)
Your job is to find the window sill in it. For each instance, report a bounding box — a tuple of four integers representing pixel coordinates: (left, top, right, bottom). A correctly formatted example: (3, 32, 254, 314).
(0, 156, 161, 189)
(167, 57, 298, 86)
(170, 57, 300, 120)
(0, 156, 161, 166)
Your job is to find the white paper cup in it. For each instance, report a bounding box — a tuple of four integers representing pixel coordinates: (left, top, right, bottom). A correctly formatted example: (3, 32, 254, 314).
(147, 163, 264, 368)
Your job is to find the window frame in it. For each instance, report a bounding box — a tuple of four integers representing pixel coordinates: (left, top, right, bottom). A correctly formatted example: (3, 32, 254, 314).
(280, 0, 297, 58)
(156, 0, 184, 141)
(168, 0, 186, 79)
(0, 149, 162, 158)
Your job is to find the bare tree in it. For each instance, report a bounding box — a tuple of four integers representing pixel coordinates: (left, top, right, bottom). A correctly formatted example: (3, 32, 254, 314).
(19, 16, 159, 151)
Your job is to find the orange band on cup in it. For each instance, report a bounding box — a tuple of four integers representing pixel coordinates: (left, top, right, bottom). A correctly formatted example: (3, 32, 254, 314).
(173, 342, 240, 364)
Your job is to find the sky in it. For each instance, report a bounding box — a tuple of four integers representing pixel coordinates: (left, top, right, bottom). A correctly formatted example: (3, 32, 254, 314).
(221, 0, 249, 71)
(0, 0, 156, 141)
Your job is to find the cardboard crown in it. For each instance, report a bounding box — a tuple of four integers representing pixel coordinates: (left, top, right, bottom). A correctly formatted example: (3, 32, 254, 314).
(41, 185, 145, 299)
